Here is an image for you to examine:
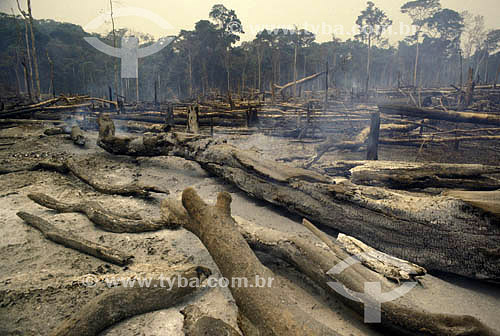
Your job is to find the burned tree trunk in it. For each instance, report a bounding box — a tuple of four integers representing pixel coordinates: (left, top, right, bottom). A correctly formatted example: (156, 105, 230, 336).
(366, 111, 380, 160)
(17, 212, 133, 266)
(51, 266, 210, 336)
(70, 126, 86, 146)
(187, 104, 199, 134)
(378, 104, 500, 126)
(162, 196, 497, 336)
(97, 119, 500, 281)
(235, 216, 498, 336)
(27, 193, 178, 233)
(179, 188, 340, 336)
(327, 160, 500, 191)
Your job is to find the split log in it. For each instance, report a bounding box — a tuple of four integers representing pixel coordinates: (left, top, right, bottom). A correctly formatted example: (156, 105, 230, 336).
(379, 104, 500, 126)
(27, 193, 177, 233)
(162, 197, 495, 335)
(51, 266, 211, 336)
(302, 218, 426, 282)
(336, 160, 500, 190)
(444, 190, 500, 221)
(16, 211, 133, 266)
(179, 188, 340, 336)
(70, 125, 86, 146)
(99, 118, 500, 280)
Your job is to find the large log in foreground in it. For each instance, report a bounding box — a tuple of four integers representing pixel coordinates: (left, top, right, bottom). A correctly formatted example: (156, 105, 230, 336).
(180, 188, 339, 336)
(162, 195, 498, 335)
(379, 104, 500, 126)
(235, 216, 499, 336)
(51, 266, 211, 336)
(97, 117, 500, 280)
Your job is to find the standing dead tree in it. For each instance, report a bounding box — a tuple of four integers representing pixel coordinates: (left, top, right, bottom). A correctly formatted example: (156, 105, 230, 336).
(16, 0, 40, 100)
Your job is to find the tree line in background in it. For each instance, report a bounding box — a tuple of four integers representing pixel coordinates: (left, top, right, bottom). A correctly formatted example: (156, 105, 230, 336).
(1, 0, 500, 102)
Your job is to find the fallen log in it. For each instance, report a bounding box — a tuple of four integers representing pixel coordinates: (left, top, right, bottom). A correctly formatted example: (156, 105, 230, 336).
(44, 126, 69, 136)
(179, 188, 340, 336)
(381, 135, 500, 145)
(336, 160, 500, 190)
(126, 121, 168, 133)
(0, 118, 63, 125)
(235, 216, 499, 336)
(65, 158, 167, 197)
(70, 125, 86, 146)
(51, 266, 211, 336)
(0, 158, 167, 197)
(275, 72, 325, 95)
(27, 193, 177, 233)
(303, 122, 421, 168)
(16, 211, 133, 266)
(0, 97, 62, 117)
(99, 118, 500, 280)
(379, 104, 500, 126)
(162, 197, 496, 335)
(444, 190, 500, 220)
(181, 305, 241, 336)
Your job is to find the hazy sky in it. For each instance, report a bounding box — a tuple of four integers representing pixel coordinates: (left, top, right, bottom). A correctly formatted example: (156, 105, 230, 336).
(1, 0, 499, 44)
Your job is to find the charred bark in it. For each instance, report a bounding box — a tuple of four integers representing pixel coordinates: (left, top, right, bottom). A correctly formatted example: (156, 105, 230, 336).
(16, 212, 133, 266)
(179, 188, 340, 336)
(51, 266, 211, 336)
(98, 118, 500, 280)
(27, 193, 178, 233)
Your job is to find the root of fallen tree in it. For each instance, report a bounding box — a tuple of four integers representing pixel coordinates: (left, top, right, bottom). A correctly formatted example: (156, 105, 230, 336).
(16, 211, 133, 266)
(0, 158, 167, 197)
(51, 266, 211, 336)
(27, 193, 178, 233)
(96, 117, 500, 280)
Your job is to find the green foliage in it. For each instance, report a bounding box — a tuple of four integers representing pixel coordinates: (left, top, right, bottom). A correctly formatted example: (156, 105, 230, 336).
(355, 1, 392, 46)
(0, 4, 498, 99)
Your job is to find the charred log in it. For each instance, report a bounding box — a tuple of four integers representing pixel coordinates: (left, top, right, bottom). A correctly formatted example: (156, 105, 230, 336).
(16, 211, 133, 266)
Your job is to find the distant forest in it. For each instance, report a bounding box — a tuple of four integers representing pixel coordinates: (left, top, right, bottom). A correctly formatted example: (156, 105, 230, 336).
(1, 1, 500, 102)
